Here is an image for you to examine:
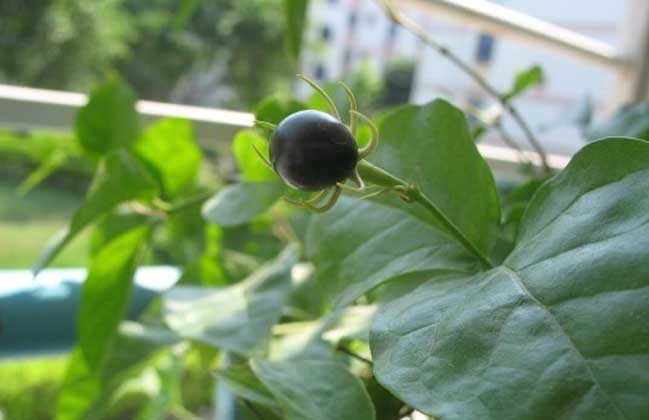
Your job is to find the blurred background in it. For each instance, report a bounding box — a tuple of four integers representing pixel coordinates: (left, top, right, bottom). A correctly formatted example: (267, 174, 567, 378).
(1, 0, 648, 419)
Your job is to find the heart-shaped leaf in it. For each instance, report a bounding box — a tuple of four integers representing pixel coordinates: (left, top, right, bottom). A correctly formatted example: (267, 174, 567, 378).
(371, 138, 649, 420)
(306, 99, 498, 307)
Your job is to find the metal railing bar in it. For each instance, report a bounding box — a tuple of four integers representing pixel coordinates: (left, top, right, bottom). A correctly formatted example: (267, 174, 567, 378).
(0, 84, 254, 127)
(400, 0, 631, 71)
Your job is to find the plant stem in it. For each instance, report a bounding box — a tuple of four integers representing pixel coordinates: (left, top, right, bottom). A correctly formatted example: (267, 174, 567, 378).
(408, 187, 493, 269)
(153, 190, 215, 215)
(357, 160, 493, 269)
(379, 1, 551, 174)
(336, 343, 373, 365)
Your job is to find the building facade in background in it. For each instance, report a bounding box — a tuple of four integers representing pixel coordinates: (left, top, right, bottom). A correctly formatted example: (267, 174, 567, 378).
(300, 0, 627, 155)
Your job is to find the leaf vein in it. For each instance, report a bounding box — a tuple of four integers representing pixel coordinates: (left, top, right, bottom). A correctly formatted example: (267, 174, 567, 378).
(500, 266, 629, 420)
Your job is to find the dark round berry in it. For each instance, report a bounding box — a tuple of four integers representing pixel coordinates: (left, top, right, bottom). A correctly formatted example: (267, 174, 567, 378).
(270, 110, 359, 191)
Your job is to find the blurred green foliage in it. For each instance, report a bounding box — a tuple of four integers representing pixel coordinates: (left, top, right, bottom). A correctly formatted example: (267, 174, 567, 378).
(0, 357, 66, 420)
(0, 0, 293, 108)
(0, 182, 89, 268)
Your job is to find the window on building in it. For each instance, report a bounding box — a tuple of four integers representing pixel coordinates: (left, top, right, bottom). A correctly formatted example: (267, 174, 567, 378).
(321, 26, 332, 41)
(388, 23, 399, 40)
(348, 12, 357, 27)
(343, 50, 352, 69)
(475, 33, 496, 64)
(314, 63, 327, 80)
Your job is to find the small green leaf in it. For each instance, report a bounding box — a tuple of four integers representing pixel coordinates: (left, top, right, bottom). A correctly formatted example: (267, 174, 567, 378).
(371, 138, 649, 420)
(251, 358, 376, 420)
(503, 64, 544, 102)
(17, 150, 68, 195)
(34, 150, 158, 273)
(255, 96, 307, 125)
(164, 246, 298, 355)
(78, 226, 150, 367)
(232, 130, 276, 182)
(56, 227, 150, 420)
(216, 363, 280, 409)
(76, 76, 140, 156)
(133, 118, 202, 198)
(284, 0, 308, 60)
(202, 181, 284, 227)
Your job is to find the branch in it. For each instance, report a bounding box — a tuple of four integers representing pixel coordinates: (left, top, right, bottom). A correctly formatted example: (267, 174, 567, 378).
(379, 1, 550, 174)
(336, 343, 373, 365)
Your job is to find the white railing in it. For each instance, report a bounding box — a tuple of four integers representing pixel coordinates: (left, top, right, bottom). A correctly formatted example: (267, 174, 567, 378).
(402, 0, 630, 71)
(0, 84, 253, 144)
(403, 0, 649, 104)
(0, 83, 569, 182)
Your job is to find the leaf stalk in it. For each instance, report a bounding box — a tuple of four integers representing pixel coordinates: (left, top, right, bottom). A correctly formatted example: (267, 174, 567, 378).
(357, 160, 493, 269)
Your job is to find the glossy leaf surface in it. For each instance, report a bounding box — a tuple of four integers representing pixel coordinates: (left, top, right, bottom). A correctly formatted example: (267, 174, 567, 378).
(371, 138, 649, 420)
(251, 358, 376, 420)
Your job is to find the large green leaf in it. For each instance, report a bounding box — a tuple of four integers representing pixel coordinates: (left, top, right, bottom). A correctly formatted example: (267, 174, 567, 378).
(78, 226, 151, 367)
(202, 180, 284, 227)
(56, 227, 150, 420)
(371, 138, 649, 420)
(305, 198, 479, 307)
(251, 358, 376, 420)
(56, 349, 102, 420)
(284, 0, 308, 60)
(76, 76, 140, 156)
(163, 246, 298, 355)
(34, 150, 158, 273)
(133, 118, 202, 198)
(371, 99, 501, 254)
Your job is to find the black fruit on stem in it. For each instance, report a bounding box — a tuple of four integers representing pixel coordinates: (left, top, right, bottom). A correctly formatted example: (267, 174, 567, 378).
(270, 110, 359, 191)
